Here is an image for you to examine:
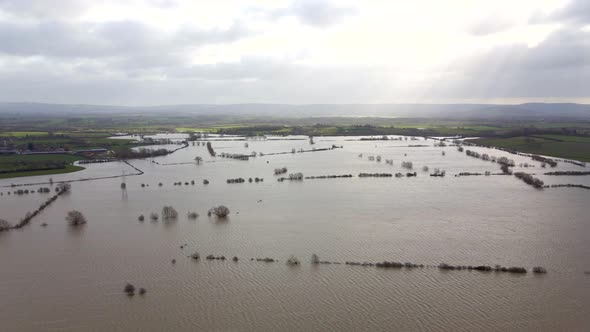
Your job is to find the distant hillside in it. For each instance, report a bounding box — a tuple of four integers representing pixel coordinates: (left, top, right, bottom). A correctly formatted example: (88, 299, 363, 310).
(0, 102, 589, 120)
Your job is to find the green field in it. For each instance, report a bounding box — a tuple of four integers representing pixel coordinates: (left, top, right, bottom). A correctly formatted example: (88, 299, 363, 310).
(0, 154, 83, 164)
(473, 135, 590, 162)
(0, 131, 49, 137)
(0, 154, 86, 179)
(0, 165, 85, 179)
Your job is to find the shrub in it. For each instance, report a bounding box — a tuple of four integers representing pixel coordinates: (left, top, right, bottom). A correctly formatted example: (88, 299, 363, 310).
(150, 212, 159, 221)
(138, 214, 145, 221)
(187, 212, 199, 219)
(66, 210, 87, 226)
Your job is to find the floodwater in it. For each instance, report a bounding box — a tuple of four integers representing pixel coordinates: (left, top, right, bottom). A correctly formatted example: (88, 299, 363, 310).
(0, 135, 589, 331)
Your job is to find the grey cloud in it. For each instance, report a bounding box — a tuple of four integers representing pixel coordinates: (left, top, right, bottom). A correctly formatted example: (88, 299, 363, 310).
(530, 0, 590, 25)
(0, 55, 394, 104)
(436, 27, 590, 99)
(0, 0, 91, 18)
(272, 0, 356, 27)
(0, 20, 250, 58)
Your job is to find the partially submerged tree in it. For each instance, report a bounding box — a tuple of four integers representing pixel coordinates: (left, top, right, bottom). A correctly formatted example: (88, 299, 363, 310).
(401, 161, 413, 169)
(66, 210, 87, 226)
(162, 206, 178, 220)
(208, 205, 230, 218)
(0, 219, 11, 232)
(57, 183, 71, 193)
(124, 283, 135, 296)
(311, 254, 320, 264)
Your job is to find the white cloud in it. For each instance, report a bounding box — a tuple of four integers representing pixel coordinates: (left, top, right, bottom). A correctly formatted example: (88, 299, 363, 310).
(0, 0, 587, 104)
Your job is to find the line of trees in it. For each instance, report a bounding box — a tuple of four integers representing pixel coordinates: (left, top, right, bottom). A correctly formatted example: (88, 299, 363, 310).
(206, 142, 216, 156)
(531, 155, 558, 167)
(514, 172, 544, 189)
(115, 148, 170, 159)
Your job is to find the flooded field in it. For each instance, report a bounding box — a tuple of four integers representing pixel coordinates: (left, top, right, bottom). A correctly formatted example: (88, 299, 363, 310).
(1, 135, 589, 331)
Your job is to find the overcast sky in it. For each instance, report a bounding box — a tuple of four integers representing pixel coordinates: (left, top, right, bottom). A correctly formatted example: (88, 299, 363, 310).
(0, 0, 588, 105)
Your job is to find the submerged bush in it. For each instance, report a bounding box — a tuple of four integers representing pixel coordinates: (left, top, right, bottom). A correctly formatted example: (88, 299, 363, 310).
(286, 255, 300, 266)
(138, 214, 145, 221)
(66, 210, 87, 226)
(187, 212, 199, 219)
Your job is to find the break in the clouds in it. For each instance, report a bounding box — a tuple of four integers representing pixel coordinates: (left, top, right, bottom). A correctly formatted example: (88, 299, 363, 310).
(0, 0, 588, 105)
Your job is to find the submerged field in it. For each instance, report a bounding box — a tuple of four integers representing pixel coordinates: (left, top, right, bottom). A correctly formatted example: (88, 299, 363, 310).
(0, 135, 589, 331)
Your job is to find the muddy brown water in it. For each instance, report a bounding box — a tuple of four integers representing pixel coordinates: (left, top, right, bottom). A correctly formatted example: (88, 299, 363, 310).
(1, 136, 589, 331)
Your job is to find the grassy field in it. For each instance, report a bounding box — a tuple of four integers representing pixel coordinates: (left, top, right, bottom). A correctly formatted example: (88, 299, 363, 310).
(0, 165, 85, 179)
(0, 154, 83, 164)
(0, 131, 49, 137)
(0, 154, 86, 179)
(473, 135, 590, 162)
